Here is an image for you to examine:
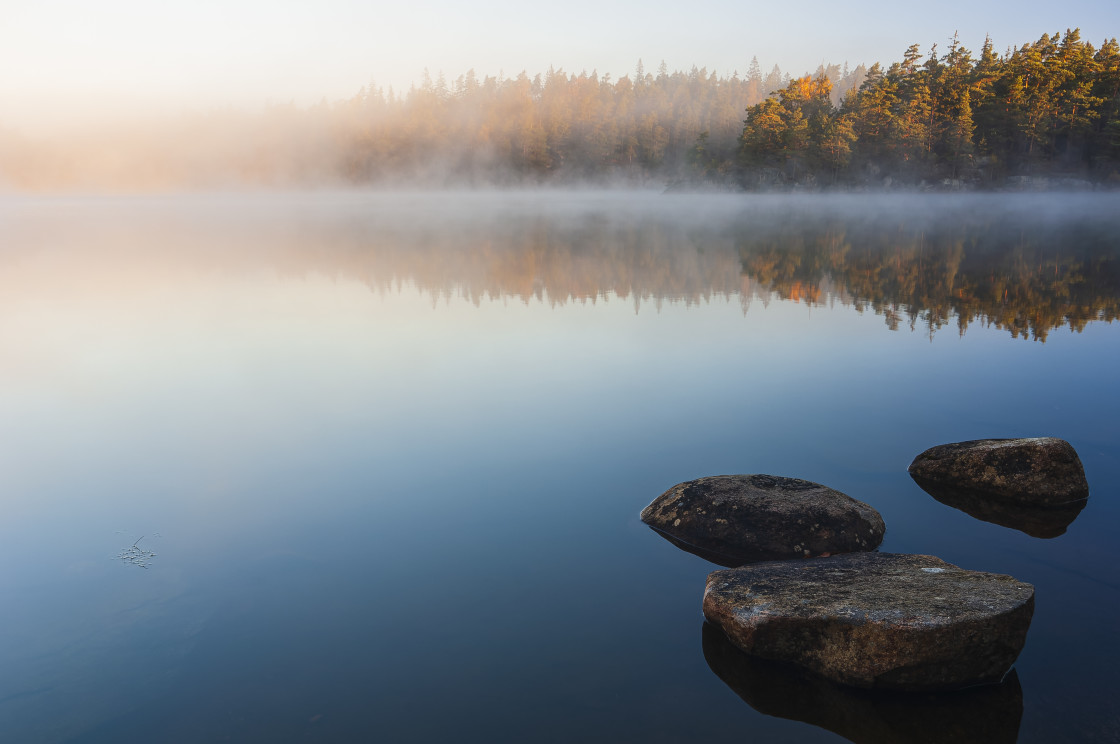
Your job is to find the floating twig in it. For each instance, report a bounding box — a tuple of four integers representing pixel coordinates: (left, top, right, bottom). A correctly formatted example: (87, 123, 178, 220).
(118, 535, 157, 568)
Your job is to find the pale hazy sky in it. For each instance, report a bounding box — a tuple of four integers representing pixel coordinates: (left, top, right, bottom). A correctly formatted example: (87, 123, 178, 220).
(3, 0, 1118, 133)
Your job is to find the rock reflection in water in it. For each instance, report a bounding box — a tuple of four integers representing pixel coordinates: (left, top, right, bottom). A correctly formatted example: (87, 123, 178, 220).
(702, 622, 1023, 744)
(645, 526, 744, 567)
(910, 476, 1088, 538)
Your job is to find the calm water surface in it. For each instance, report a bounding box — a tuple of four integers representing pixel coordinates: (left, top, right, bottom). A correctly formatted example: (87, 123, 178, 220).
(0, 191, 1117, 742)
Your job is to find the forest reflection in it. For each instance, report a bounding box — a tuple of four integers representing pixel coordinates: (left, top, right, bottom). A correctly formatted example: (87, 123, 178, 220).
(6, 194, 1118, 341)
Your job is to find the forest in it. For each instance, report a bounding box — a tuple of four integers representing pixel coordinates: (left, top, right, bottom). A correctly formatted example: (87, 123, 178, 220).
(736, 29, 1120, 188)
(1, 29, 1116, 190)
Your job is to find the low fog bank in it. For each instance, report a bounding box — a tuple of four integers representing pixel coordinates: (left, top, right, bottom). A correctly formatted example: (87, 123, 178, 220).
(0, 109, 350, 192)
(0, 63, 870, 193)
(3, 191, 1118, 341)
(5, 112, 1117, 194)
(6, 189, 1119, 231)
(0, 114, 737, 194)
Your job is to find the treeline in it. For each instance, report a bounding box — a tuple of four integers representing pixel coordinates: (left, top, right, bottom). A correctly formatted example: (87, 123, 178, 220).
(337, 30, 1120, 187)
(2, 31, 1117, 190)
(738, 30, 1120, 187)
(331, 59, 868, 184)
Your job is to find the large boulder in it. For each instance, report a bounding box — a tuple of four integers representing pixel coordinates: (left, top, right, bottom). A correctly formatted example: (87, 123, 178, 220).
(703, 552, 1034, 691)
(702, 622, 1023, 744)
(907, 438, 1088, 505)
(640, 474, 884, 566)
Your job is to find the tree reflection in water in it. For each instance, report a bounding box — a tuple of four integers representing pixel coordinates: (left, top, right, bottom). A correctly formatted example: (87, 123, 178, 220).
(5, 193, 1117, 341)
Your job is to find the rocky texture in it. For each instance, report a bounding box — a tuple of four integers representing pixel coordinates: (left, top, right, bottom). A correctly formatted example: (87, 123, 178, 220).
(908, 438, 1088, 505)
(702, 622, 1023, 744)
(912, 477, 1087, 538)
(640, 474, 885, 566)
(703, 552, 1034, 691)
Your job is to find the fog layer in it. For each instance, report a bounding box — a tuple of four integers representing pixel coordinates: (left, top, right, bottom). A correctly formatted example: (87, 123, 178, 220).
(4, 63, 866, 191)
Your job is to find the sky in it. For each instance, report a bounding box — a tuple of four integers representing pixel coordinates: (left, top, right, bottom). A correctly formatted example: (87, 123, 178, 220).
(2, 0, 1119, 134)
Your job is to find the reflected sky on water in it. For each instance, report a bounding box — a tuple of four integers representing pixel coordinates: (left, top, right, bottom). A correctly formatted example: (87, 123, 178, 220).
(0, 192, 1117, 742)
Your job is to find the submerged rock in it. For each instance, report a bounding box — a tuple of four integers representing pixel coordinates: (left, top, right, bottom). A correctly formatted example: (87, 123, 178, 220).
(702, 622, 1023, 744)
(911, 476, 1088, 538)
(640, 474, 884, 566)
(703, 552, 1034, 691)
(907, 438, 1088, 505)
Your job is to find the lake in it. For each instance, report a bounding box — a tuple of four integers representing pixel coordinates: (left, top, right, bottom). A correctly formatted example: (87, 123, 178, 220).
(0, 191, 1117, 743)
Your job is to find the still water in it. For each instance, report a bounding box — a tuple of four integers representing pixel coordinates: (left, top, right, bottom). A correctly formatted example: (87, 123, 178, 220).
(0, 191, 1117, 742)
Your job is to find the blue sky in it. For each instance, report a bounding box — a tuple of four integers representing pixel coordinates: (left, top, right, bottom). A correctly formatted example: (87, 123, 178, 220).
(2, 0, 1118, 132)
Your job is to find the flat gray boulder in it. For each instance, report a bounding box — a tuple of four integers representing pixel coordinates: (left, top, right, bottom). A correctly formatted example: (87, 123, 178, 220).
(640, 474, 884, 566)
(703, 552, 1035, 691)
(908, 438, 1088, 505)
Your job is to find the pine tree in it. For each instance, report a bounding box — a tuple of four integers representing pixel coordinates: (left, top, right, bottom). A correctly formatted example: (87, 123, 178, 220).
(944, 89, 975, 177)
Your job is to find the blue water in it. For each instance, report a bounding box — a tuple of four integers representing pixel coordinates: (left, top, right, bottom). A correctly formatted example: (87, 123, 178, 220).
(0, 192, 1116, 742)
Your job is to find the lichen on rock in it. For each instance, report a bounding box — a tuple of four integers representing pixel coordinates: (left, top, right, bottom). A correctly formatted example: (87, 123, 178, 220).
(703, 552, 1035, 691)
(908, 437, 1088, 505)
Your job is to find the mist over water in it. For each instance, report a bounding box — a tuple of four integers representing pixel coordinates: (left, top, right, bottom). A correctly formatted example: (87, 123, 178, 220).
(0, 191, 1117, 742)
